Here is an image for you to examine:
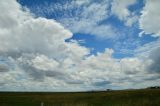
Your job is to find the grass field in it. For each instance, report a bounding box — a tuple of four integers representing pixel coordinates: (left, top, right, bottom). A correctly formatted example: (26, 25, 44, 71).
(0, 89, 160, 106)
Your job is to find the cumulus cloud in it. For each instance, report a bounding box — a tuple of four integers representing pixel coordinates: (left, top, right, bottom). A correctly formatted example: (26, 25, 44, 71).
(148, 47, 160, 73)
(111, 0, 138, 26)
(135, 39, 160, 74)
(139, 0, 160, 37)
(0, 0, 160, 91)
(0, 0, 89, 90)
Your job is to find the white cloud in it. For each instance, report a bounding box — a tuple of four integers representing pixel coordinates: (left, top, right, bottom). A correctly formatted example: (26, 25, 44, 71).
(0, 18, 72, 56)
(111, 0, 138, 26)
(139, 0, 160, 37)
(0, 0, 27, 29)
(74, 0, 90, 6)
(30, 55, 59, 71)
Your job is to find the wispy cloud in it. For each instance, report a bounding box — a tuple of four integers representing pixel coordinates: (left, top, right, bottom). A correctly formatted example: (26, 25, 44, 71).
(23, 0, 118, 39)
(111, 0, 138, 26)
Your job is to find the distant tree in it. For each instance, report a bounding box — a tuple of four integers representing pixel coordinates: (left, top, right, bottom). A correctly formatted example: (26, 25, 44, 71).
(147, 86, 160, 89)
(106, 89, 112, 91)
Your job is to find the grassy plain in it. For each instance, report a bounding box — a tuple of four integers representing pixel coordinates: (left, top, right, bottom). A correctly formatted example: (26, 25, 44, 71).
(0, 89, 160, 106)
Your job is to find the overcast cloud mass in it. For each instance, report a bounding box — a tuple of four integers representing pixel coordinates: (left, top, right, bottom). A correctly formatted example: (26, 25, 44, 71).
(0, 0, 160, 91)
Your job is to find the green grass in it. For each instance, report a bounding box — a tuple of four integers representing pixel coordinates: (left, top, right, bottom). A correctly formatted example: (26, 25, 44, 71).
(0, 89, 160, 106)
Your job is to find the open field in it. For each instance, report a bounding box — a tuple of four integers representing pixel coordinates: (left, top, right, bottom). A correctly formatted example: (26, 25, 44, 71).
(0, 89, 160, 106)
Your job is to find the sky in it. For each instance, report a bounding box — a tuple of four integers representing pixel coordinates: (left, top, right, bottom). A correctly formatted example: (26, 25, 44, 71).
(0, 0, 160, 91)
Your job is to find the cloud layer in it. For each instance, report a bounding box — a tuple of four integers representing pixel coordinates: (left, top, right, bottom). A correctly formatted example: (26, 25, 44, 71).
(0, 0, 160, 91)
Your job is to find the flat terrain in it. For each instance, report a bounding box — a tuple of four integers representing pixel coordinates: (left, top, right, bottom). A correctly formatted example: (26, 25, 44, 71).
(0, 89, 160, 106)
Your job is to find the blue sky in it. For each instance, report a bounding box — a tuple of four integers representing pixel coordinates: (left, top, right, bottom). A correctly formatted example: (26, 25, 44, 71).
(0, 0, 160, 91)
(17, 0, 157, 58)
